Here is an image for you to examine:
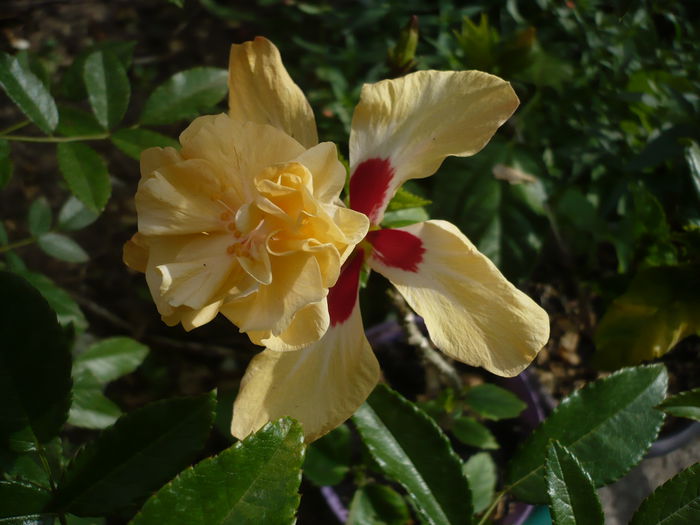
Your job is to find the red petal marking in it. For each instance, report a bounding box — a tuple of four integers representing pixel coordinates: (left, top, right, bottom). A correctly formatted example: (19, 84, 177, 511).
(350, 158, 395, 224)
(327, 250, 364, 327)
(367, 228, 424, 273)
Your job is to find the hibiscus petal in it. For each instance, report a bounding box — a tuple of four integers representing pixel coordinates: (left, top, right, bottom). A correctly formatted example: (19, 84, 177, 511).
(367, 220, 549, 377)
(231, 300, 379, 442)
(248, 300, 330, 352)
(228, 37, 318, 148)
(349, 70, 519, 224)
(292, 142, 346, 203)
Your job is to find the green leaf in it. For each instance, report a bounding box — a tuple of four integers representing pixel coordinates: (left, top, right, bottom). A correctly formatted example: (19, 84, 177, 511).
(27, 198, 52, 237)
(129, 418, 304, 525)
(73, 337, 149, 384)
(353, 384, 472, 525)
(57, 197, 99, 232)
(56, 106, 104, 137)
(0, 515, 53, 524)
(139, 67, 228, 126)
(13, 270, 88, 333)
(0, 53, 58, 134)
(594, 265, 700, 369)
(0, 272, 72, 447)
(452, 416, 499, 450)
(68, 337, 149, 429)
(57, 142, 111, 212)
(545, 441, 604, 525)
(658, 388, 700, 422)
(463, 383, 527, 420)
(83, 50, 131, 130)
(347, 484, 411, 525)
(0, 481, 51, 518)
(381, 206, 429, 228)
(68, 386, 121, 430)
(0, 139, 12, 188)
(687, 142, 700, 201)
(386, 186, 432, 212)
(37, 233, 88, 263)
(506, 365, 667, 504)
(630, 463, 700, 525)
(110, 128, 179, 160)
(303, 423, 351, 486)
(463, 452, 497, 514)
(60, 42, 135, 101)
(51, 392, 215, 516)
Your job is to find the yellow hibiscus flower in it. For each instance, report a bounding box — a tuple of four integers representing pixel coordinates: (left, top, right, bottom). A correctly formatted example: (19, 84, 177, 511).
(226, 39, 550, 441)
(126, 37, 550, 443)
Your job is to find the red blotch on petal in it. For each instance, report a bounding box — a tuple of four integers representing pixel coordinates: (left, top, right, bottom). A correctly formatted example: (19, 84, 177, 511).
(350, 158, 395, 224)
(327, 250, 364, 327)
(367, 228, 424, 272)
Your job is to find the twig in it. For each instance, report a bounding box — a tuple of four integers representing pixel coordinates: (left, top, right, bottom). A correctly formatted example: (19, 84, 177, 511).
(387, 288, 462, 391)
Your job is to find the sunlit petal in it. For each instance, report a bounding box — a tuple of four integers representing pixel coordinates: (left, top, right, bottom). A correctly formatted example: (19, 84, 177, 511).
(349, 70, 518, 224)
(367, 220, 549, 376)
(229, 37, 318, 148)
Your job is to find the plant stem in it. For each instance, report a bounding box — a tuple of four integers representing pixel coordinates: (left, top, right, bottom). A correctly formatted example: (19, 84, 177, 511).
(476, 490, 506, 525)
(1, 133, 109, 143)
(0, 119, 30, 136)
(0, 236, 36, 253)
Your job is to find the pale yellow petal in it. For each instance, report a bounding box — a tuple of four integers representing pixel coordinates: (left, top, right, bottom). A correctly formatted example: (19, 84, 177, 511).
(231, 302, 380, 442)
(140, 146, 182, 180)
(348, 70, 519, 224)
(123, 232, 148, 273)
(220, 253, 325, 336)
(292, 142, 346, 202)
(368, 220, 549, 376)
(248, 300, 330, 351)
(228, 37, 318, 148)
(179, 114, 306, 205)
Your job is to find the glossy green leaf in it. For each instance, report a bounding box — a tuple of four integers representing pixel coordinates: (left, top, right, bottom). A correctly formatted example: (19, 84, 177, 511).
(0, 481, 51, 518)
(69, 337, 149, 428)
(463, 452, 497, 514)
(630, 463, 700, 525)
(74, 337, 149, 384)
(27, 198, 52, 237)
(110, 128, 179, 160)
(13, 270, 88, 333)
(57, 197, 99, 232)
(386, 186, 432, 212)
(0, 139, 12, 188)
(381, 206, 429, 228)
(463, 384, 527, 421)
(303, 423, 351, 486)
(0, 53, 58, 134)
(0, 272, 72, 447)
(57, 143, 111, 212)
(658, 388, 700, 422)
(139, 67, 228, 125)
(0, 515, 53, 525)
(68, 385, 121, 430)
(51, 392, 215, 516)
(37, 233, 88, 263)
(347, 484, 411, 525)
(129, 418, 304, 525)
(56, 106, 104, 137)
(353, 384, 472, 525)
(687, 142, 700, 200)
(83, 50, 130, 130)
(60, 41, 135, 101)
(452, 416, 498, 450)
(545, 441, 604, 525)
(506, 365, 667, 504)
(594, 265, 700, 369)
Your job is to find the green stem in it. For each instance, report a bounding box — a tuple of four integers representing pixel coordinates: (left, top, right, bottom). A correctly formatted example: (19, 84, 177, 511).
(0, 236, 36, 253)
(476, 490, 506, 525)
(0, 119, 30, 136)
(1, 133, 109, 143)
